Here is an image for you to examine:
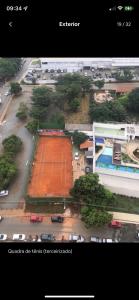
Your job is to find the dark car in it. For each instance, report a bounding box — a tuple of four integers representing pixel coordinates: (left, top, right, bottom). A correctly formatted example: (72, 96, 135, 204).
(40, 234, 55, 242)
(0, 216, 4, 222)
(51, 216, 64, 223)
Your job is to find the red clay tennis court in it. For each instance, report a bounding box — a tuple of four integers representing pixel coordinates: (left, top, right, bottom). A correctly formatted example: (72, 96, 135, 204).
(28, 135, 73, 197)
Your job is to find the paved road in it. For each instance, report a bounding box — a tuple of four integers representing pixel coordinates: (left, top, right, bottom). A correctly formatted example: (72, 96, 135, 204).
(0, 217, 91, 240)
(0, 106, 34, 208)
(0, 216, 116, 241)
(0, 58, 32, 121)
(0, 59, 34, 209)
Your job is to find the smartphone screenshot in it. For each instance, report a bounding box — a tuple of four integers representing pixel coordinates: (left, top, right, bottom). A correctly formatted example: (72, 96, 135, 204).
(0, 1, 139, 299)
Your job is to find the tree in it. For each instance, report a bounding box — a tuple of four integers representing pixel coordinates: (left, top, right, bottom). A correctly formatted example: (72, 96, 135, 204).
(81, 77, 92, 93)
(89, 101, 126, 122)
(2, 135, 23, 155)
(94, 80, 105, 89)
(81, 207, 112, 227)
(10, 82, 22, 95)
(54, 91, 66, 109)
(0, 58, 22, 81)
(0, 155, 17, 190)
(127, 88, 139, 113)
(16, 102, 28, 120)
(69, 98, 80, 112)
(114, 68, 133, 82)
(30, 106, 48, 120)
(26, 119, 38, 134)
(72, 131, 88, 147)
(56, 73, 92, 100)
(32, 86, 53, 107)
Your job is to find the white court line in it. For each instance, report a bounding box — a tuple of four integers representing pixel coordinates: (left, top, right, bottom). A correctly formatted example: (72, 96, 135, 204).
(44, 296, 95, 299)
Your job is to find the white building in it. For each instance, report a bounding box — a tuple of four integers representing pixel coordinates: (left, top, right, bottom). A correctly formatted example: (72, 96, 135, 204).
(40, 58, 139, 72)
(93, 122, 139, 141)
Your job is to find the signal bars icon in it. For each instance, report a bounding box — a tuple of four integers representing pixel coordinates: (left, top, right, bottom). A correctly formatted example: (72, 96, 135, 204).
(109, 6, 123, 11)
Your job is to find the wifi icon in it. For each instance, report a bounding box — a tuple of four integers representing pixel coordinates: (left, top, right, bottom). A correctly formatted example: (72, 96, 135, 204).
(117, 6, 123, 10)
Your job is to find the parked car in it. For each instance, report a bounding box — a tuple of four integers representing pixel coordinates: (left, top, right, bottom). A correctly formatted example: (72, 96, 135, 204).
(0, 190, 8, 197)
(109, 220, 122, 228)
(51, 216, 64, 223)
(12, 234, 26, 241)
(0, 234, 7, 241)
(69, 234, 85, 242)
(136, 231, 139, 239)
(0, 216, 4, 222)
(74, 152, 79, 160)
(90, 236, 102, 243)
(40, 234, 55, 242)
(4, 90, 11, 96)
(30, 215, 43, 223)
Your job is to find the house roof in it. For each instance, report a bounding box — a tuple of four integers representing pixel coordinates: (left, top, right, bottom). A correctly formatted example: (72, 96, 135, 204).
(103, 83, 139, 93)
(80, 140, 93, 150)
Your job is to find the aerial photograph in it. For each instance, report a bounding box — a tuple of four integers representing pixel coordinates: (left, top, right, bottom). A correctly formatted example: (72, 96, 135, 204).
(1, 57, 139, 242)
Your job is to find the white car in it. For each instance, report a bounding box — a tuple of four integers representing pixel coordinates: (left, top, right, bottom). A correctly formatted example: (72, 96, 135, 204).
(74, 152, 79, 160)
(102, 238, 113, 243)
(0, 190, 9, 197)
(90, 236, 102, 243)
(12, 234, 26, 241)
(0, 234, 7, 241)
(69, 234, 85, 242)
(4, 91, 10, 96)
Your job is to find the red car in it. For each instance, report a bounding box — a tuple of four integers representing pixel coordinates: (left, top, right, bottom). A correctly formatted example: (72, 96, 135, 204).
(109, 220, 122, 228)
(30, 215, 43, 223)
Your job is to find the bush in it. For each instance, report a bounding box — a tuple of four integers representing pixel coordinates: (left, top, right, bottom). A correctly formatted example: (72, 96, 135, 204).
(26, 119, 38, 134)
(81, 207, 112, 227)
(16, 102, 28, 120)
(2, 135, 23, 155)
(72, 130, 88, 147)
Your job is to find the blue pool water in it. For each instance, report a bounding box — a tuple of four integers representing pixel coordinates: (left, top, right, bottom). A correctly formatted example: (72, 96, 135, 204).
(97, 155, 112, 164)
(96, 147, 139, 173)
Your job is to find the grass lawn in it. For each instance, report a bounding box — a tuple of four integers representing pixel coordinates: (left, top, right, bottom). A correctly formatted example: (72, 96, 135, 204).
(111, 194, 139, 214)
(25, 203, 64, 213)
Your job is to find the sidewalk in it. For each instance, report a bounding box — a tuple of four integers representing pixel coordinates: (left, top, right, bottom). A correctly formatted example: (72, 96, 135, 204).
(109, 211, 139, 224)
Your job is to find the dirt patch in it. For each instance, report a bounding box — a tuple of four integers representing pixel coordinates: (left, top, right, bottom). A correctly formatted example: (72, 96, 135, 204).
(65, 95, 90, 124)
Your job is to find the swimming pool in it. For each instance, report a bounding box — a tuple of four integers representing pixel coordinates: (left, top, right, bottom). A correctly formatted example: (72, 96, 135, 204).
(102, 147, 113, 156)
(97, 155, 112, 164)
(96, 161, 139, 173)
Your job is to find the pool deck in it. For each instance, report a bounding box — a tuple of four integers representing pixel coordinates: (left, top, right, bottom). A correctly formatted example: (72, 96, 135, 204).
(96, 167, 139, 179)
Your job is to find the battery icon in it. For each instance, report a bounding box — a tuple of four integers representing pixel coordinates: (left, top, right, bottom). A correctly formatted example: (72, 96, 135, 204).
(124, 6, 134, 11)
